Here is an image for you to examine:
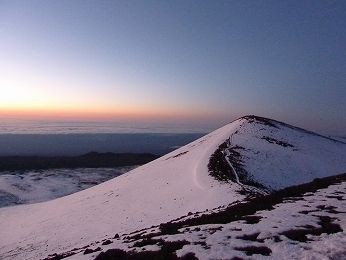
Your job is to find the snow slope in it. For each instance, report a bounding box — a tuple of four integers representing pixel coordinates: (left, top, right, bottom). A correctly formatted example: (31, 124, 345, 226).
(0, 116, 345, 260)
(223, 116, 346, 190)
(101, 174, 345, 260)
(0, 120, 243, 260)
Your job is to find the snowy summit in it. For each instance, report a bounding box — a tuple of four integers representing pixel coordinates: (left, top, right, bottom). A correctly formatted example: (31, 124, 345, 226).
(0, 115, 345, 260)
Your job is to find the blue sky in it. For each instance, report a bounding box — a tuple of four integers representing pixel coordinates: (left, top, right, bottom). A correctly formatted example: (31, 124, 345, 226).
(0, 0, 345, 134)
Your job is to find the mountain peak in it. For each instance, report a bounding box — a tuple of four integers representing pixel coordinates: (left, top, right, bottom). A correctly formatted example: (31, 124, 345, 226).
(0, 116, 345, 260)
(241, 115, 278, 125)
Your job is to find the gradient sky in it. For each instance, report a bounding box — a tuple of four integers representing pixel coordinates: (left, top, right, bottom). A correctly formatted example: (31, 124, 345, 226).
(0, 0, 345, 134)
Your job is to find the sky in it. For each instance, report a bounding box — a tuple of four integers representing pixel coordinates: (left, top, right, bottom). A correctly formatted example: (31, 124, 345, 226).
(0, 0, 345, 134)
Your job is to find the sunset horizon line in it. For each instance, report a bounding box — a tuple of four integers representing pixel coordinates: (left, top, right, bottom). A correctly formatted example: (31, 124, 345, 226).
(0, 107, 229, 122)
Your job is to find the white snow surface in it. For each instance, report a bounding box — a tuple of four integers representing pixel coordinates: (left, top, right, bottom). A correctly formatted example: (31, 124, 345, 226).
(229, 117, 346, 190)
(0, 120, 243, 260)
(0, 167, 136, 208)
(0, 116, 345, 260)
(151, 181, 346, 260)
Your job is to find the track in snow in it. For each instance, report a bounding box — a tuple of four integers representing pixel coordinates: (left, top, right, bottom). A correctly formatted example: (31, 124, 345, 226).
(222, 136, 268, 196)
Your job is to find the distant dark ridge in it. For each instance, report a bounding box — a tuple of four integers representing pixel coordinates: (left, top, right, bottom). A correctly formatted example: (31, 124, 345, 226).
(0, 152, 159, 171)
(239, 115, 345, 144)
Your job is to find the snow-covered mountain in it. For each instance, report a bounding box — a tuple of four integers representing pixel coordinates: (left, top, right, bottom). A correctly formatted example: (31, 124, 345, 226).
(209, 115, 346, 190)
(0, 115, 345, 260)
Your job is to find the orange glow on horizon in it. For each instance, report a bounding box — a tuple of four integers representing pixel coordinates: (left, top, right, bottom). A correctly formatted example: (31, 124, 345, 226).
(0, 80, 223, 122)
(0, 70, 223, 122)
(0, 105, 219, 121)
